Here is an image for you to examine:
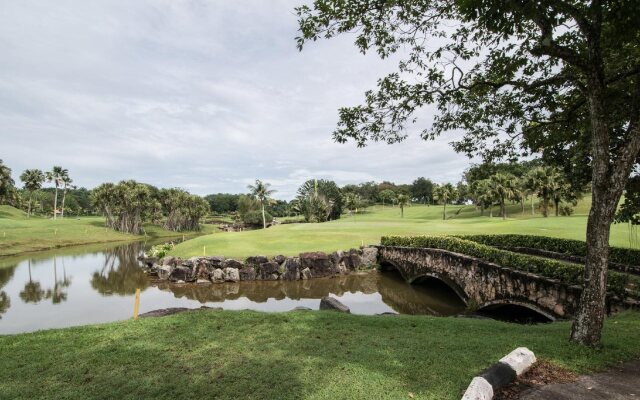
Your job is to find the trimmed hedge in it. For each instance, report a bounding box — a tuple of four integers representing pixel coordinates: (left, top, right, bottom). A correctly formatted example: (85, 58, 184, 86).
(380, 235, 630, 296)
(454, 234, 640, 266)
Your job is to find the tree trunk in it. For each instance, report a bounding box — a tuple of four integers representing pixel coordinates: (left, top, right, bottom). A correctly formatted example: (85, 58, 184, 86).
(261, 203, 266, 229)
(400, 205, 404, 218)
(442, 203, 446, 220)
(53, 186, 58, 220)
(570, 193, 616, 346)
(27, 192, 32, 217)
(61, 189, 67, 218)
(489, 206, 493, 218)
(531, 195, 535, 215)
(542, 190, 549, 217)
(555, 199, 560, 216)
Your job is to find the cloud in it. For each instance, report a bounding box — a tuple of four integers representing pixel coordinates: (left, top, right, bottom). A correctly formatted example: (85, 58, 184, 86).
(0, 0, 476, 200)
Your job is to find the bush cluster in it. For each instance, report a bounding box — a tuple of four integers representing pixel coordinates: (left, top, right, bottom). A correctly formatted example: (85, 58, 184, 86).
(380, 235, 629, 296)
(454, 234, 640, 266)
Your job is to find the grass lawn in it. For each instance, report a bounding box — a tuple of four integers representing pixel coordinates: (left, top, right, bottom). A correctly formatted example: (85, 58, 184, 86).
(171, 197, 636, 259)
(0, 205, 216, 257)
(0, 309, 638, 400)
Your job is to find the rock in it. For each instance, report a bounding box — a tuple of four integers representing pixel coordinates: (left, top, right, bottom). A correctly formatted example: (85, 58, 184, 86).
(377, 312, 398, 316)
(156, 264, 173, 280)
(361, 247, 378, 268)
(246, 255, 269, 267)
(205, 256, 226, 268)
(223, 259, 243, 269)
(319, 296, 350, 313)
(211, 268, 224, 283)
(239, 266, 256, 281)
(196, 278, 211, 284)
(223, 267, 240, 282)
(291, 306, 312, 311)
(169, 266, 193, 282)
(195, 261, 210, 281)
(257, 262, 279, 280)
(161, 256, 179, 267)
(342, 249, 362, 271)
(281, 258, 300, 281)
(272, 254, 286, 265)
(299, 252, 337, 278)
(301, 267, 312, 280)
(138, 256, 158, 268)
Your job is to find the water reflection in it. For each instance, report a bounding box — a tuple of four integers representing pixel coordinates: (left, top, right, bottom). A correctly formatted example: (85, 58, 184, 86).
(91, 242, 149, 296)
(0, 240, 466, 334)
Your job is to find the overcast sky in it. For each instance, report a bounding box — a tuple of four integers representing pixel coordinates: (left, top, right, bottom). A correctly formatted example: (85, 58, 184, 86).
(0, 0, 475, 200)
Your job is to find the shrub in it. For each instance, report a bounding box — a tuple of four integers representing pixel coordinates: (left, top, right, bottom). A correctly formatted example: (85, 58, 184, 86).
(380, 235, 630, 296)
(453, 234, 640, 266)
(242, 210, 273, 227)
(559, 205, 574, 216)
(147, 243, 173, 258)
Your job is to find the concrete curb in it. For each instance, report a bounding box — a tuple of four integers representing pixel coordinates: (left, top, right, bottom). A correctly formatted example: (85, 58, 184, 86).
(461, 347, 536, 400)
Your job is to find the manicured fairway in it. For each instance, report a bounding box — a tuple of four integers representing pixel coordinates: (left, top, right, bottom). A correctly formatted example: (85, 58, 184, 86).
(0, 309, 638, 400)
(0, 205, 214, 257)
(171, 198, 636, 258)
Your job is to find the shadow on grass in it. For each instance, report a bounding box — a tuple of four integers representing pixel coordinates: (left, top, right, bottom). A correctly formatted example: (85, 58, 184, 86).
(1, 310, 639, 400)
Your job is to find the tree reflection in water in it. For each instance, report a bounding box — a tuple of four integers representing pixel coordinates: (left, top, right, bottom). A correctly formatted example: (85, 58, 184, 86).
(91, 242, 149, 296)
(46, 256, 71, 304)
(0, 263, 16, 319)
(19, 259, 45, 303)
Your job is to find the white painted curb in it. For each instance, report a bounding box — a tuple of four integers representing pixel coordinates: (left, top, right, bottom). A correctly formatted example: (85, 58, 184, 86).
(461, 347, 536, 400)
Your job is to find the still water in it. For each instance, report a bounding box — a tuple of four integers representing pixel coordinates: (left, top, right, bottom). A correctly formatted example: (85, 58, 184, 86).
(0, 241, 465, 334)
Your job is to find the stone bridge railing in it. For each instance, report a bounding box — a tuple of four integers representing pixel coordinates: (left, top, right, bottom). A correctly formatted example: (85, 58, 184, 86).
(377, 245, 588, 320)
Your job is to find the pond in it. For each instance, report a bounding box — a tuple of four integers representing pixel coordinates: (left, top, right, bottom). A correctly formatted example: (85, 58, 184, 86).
(0, 241, 466, 334)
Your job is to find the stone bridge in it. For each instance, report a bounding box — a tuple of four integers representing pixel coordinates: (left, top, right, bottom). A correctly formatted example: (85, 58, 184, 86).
(377, 246, 590, 320)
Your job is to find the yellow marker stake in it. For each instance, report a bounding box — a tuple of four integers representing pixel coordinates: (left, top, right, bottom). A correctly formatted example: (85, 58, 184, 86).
(203, 246, 206, 256)
(133, 288, 141, 320)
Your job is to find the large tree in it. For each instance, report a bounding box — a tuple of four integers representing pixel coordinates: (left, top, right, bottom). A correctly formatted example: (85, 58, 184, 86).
(247, 180, 276, 229)
(0, 160, 16, 205)
(20, 169, 45, 217)
(410, 177, 434, 204)
(46, 166, 67, 220)
(296, 0, 640, 345)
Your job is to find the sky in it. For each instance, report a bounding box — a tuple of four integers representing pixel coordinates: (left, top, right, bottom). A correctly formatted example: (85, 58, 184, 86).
(0, 0, 475, 200)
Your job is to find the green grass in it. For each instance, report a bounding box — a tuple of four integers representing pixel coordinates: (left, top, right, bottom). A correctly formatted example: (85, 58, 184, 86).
(0, 205, 216, 257)
(172, 197, 636, 258)
(0, 309, 639, 400)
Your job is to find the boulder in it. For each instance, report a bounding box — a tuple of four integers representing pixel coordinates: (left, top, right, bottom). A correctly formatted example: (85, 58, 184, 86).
(239, 267, 256, 281)
(156, 264, 173, 280)
(301, 267, 312, 280)
(223, 259, 243, 269)
(299, 252, 337, 278)
(257, 262, 279, 280)
(194, 261, 210, 281)
(361, 247, 378, 268)
(342, 250, 363, 271)
(205, 256, 226, 269)
(245, 255, 269, 267)
(319, 296, 350, 313)
(211, 268, 224, 283)
(281, 258, 300, 281)
(196, 278, 211, 284)
(272, 254, 286, 265)
(161, 256, 179, 267)
(223, 267, 240, 282)
(169, 266, 193, 282)
(138, 256, 158, 268)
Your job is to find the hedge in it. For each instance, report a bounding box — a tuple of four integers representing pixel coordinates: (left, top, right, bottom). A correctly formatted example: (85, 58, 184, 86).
(454, 234, 640, 266)
(380, 235, 630, 296)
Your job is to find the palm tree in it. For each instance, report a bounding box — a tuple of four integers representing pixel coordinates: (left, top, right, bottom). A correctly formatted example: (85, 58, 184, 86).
(20, 169, 45, 217)
(0, 160, 15, 205)
(247, 179, 276, 229)
(60, 173, 74, 218)
(379, 189, 396, 209)
(396, 194, 409, 218)
(46, 166, 67, 220)
(434, 183, 456, 220)
(527, 166, 563, 217)
(488, 173, 516, 220)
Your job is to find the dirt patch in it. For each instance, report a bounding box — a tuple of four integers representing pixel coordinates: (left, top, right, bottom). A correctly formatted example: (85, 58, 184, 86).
(138, 306, 221, 318)
(495, 360, 578, 400)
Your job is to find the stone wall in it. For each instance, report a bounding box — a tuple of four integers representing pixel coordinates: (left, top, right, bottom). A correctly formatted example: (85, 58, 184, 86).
(139, 247, 379, 284)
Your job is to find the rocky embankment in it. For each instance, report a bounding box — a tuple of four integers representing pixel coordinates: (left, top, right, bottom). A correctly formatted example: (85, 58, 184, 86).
(138, 247, 379, 284)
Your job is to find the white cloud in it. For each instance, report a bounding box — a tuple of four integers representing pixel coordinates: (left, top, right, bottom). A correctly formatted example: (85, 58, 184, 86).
(0, 0, 476, 199)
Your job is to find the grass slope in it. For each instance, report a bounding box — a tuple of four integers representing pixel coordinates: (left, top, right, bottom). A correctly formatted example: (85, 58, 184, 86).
(1, 310, 639, 400)
(0, 205, 214, 257)
(172, 198, 636, 259)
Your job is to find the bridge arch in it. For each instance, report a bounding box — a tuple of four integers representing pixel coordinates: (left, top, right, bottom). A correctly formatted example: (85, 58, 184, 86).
(476, 299, 556, 322)
(380, 260, 469, 305)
